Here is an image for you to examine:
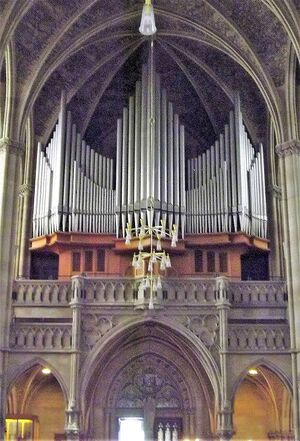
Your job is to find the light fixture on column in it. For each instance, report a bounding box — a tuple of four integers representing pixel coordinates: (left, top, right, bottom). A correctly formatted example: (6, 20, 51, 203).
(139, 0, 157, 36)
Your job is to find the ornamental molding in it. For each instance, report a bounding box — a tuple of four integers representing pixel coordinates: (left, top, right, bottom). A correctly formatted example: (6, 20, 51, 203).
(19, 183, 33, 196)
(0, 137, 24, 156)
(275, 140, 300, 157)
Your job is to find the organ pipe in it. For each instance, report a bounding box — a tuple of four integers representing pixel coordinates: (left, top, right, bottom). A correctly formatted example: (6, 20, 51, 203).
(33, 68, 267, 242)
(115, 54, 186, 238)
(32, 92, 115, 237)
(186, 93, 268, 238)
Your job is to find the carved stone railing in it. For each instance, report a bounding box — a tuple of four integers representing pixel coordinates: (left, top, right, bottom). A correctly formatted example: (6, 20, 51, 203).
(9, 323, 72, 351)
(228, 281, 287, 306)
(12, 279, 72, 305)
(228, 324, 290, 352)
(12, 278, 287, 308)
(10, 277, 289, 354)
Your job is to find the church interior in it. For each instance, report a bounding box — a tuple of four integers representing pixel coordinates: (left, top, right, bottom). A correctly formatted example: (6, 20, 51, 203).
(0, 0, 300, 440)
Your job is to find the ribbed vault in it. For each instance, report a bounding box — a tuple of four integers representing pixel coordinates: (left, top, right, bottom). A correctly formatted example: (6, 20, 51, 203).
(1, 0, 299, 151)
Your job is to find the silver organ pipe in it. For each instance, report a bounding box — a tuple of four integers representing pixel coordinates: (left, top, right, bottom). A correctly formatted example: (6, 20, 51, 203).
(115, 61, 186, 238)
(186, 93, 268, 238)
(32, 92, 116, 237)
(32, 81, 267, 241)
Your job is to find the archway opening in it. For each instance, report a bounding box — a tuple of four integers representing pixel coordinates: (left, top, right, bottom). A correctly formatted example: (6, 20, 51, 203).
(83, 322, 217, 440)
(7, 364, 65, 441)
(118, 417, 144, 441)
(233, 365, 293, 440)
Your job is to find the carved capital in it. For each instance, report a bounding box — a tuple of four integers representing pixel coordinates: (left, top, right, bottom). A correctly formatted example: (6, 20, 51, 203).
(0, 137, 24, 156)
(19, 183, 33, 196)
(276, 140, 300, 158)
(267, 184, 282, 199)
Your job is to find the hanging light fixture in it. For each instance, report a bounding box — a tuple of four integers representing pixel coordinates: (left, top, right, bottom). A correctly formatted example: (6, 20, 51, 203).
(124, 2, 178, 310)
(139, 0, 157, 36)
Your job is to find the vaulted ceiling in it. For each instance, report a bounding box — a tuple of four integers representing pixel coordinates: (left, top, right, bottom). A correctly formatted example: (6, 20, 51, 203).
(1, 0, 299, 157)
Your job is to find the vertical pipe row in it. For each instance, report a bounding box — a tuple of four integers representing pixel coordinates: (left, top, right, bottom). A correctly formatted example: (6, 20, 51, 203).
(186, 95, 267, 238)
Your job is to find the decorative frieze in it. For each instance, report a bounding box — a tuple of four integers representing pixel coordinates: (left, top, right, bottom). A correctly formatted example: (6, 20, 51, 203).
(10, 324, 72, 350)
(228, 325, 290, 351)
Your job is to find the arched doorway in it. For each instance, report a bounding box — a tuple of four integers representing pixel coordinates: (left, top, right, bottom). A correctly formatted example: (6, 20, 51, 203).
(6, 364, 66, 441)
(233, 365, 293, 440)
(82, 321, 218, 440)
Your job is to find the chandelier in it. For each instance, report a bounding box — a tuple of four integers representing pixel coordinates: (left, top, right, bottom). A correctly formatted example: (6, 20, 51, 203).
(124, 1, 178, 309)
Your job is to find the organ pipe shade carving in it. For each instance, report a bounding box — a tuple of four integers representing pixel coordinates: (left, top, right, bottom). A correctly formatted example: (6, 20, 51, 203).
(32, 78, 267, 239)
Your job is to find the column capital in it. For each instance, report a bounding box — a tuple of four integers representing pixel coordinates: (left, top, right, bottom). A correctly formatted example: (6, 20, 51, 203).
(0, 137, 24, 156)
(276, 139, 300, 157)
(18, 183, 33, 196)
(267, 184, 282, 199)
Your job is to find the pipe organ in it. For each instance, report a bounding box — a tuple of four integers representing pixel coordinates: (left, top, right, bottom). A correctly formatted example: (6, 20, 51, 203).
(186, 94, 267, 238)
(115, 57, 186, 239)
(32, 71, 267, 242)
(32, 92, 115, 237)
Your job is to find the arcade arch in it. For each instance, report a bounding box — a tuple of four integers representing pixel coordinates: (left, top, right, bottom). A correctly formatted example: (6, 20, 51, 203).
(6, 363, 66, 441)
(232, 364, 293, 440)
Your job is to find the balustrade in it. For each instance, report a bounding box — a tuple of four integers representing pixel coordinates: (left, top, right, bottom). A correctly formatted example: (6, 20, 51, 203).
(12, 278, 287, 308)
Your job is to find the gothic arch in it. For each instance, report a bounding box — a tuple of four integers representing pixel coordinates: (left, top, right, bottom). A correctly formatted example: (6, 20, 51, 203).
(230, 358, 293, 401)
(6, 356, 69, 405)
(231, 359, 293, 440)
(80, 318, 221, 438)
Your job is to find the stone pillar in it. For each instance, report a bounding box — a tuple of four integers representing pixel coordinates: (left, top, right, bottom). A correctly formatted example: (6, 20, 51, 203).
(267, 183, 284, 279)
(276, 140, 300, 441)
(16, 118, 35, 279)
(216, 277, 234, 441)
(0, 137, 24, 438)
(16, 183, 33, 278)
(65, 276, 84, 441)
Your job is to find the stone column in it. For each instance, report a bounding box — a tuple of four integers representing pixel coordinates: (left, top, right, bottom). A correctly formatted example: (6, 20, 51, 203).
(65, 276, 84, 440)
(16, 118, 35, 278)
(276, 140, 300, 440)
(0, 137, 24, 438)
(16, 183, 33, 277)
(267, 183, 284, 279)
(216, 277, 234, 441)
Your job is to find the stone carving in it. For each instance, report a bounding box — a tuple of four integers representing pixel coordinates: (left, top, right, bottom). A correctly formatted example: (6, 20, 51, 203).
(276, 140, 300, 157)
(228, 326, 290, 351)
(81, 313, 114, 349)
(12, 280, 72, 305)
(186, 314, 219, 347)
(228, 281, 286, 305)
(10, 325, 72, 350)
(110, 354, 187, 409)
